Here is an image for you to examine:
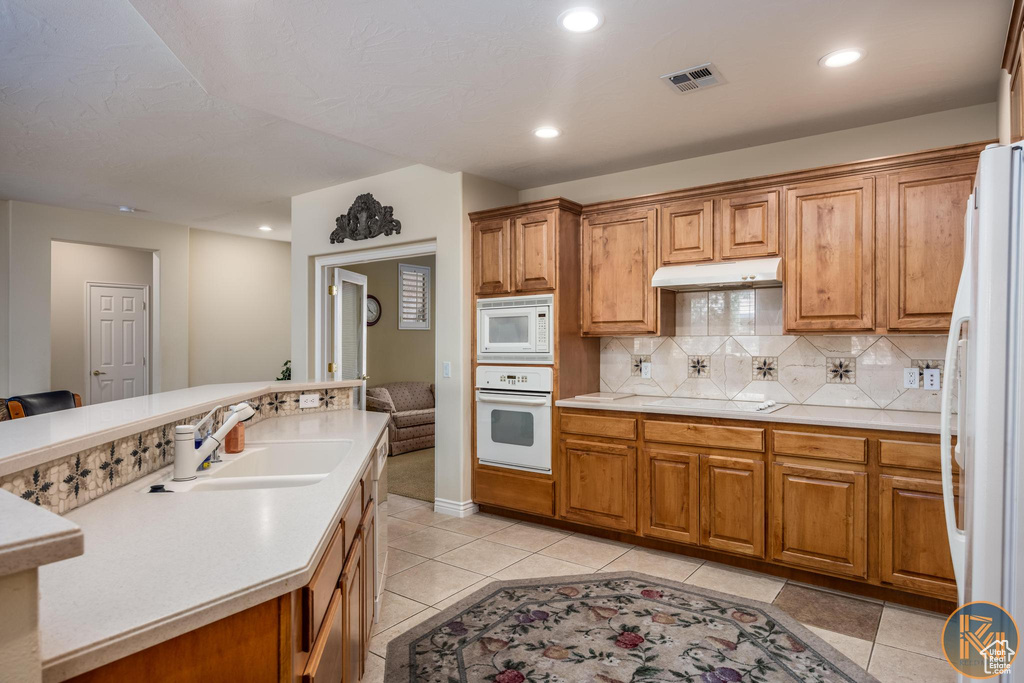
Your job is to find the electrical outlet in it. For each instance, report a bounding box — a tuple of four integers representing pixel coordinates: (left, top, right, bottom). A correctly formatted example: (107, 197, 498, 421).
(299, 393, 320, 409)
(903, 368, 920, 389)
(640, 361, 652, 379)
(924, 368, 941, 391)
(443, 361, 451, 378)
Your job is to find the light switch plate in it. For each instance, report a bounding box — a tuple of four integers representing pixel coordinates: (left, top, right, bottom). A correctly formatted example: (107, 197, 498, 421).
(924, 368, 941, 390)
(299, 393, 320, 409)
(443, 361, 451, 378)
(903, 368, 920, 389)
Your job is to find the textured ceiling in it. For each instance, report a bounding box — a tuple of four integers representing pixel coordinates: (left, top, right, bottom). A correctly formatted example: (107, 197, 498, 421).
(130, 0, 1008, 190)
(0, 0, 407, 240)
(0, 0, 1010, 240)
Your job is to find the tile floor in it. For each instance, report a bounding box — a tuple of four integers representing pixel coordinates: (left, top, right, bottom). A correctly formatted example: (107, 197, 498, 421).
(364, 495, 955, 683)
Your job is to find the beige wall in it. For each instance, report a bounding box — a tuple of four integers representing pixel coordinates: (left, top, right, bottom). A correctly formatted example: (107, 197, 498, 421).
(344, 255, 436, 387)
(188, 228, 291, 385)
(519, 103, 998, 204)
(50, 241, 154, 399)
(3, 201, 190, 396)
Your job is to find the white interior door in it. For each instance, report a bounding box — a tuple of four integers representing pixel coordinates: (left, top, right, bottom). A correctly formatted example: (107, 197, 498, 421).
(88, 283, 148, 404)
(326, 268, 367, 402)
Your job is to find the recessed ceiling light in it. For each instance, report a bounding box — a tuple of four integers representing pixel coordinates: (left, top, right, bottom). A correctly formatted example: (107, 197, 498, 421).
(259, 225, 273, 232)
(118, 205, 136, 213)
(819, 48, 864, 68)
(558, 7, 603, 33)
(533, 126, 561, 139)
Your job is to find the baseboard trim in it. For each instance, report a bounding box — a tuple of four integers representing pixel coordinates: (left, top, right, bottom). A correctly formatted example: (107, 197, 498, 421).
(434, 498, 479, 518)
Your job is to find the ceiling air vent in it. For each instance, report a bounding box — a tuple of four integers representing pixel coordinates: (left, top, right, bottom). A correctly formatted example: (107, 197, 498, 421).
(661, 62, 725, 94)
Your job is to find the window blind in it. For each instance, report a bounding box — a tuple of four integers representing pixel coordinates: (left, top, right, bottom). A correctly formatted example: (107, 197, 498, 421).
(398, 263, 431, 330)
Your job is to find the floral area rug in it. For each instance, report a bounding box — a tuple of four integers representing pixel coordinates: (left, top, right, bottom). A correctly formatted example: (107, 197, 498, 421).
(385, 572, 877, 683)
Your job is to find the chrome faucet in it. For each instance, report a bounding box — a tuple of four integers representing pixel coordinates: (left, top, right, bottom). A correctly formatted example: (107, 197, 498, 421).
(172, 402, 255, 481)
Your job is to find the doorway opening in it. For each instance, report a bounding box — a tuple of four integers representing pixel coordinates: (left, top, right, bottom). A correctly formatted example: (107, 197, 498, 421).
(50, 241, 156, 405)
(315, 243, 438, 504)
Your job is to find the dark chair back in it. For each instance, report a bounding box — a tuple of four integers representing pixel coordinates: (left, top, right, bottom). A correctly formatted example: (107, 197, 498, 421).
(6, 390, 82, 419)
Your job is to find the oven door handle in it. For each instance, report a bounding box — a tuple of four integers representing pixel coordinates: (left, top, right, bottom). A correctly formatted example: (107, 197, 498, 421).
(476, 394, 549, 407)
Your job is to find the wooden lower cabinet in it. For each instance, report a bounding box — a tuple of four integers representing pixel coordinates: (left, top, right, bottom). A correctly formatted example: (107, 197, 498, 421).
(360, 500, 376, 660)
(559, 438, 636, 531)
(341, 533, 365, 683)
(879, 475, 958, 598)
(770, 462, 867, 578)
(639, 448, 699, 544)
(700, 454, 765, 557)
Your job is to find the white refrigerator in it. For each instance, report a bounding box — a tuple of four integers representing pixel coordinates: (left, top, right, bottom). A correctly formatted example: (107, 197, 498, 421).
(942, 142, 1024, 639)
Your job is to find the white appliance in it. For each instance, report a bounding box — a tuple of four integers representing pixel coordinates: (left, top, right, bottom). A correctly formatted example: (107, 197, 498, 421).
(475, 365, 553, 473)
(651, 256, 782, 290)
(941, 143, 1024, 632)
(477, 294, 553, 364)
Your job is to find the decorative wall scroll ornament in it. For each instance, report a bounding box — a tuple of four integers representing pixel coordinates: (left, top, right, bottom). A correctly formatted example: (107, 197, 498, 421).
(330, 193, 402, 243)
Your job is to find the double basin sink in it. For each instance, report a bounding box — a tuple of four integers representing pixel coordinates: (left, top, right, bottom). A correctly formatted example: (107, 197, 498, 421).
(143, 439, 353, 493)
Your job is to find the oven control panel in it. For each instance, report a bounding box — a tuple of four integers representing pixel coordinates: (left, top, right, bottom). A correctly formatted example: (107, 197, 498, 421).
(475, 365, 553, 392)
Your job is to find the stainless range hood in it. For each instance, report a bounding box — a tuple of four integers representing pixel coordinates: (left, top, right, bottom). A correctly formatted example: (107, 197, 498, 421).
(651, 257, 782, 291)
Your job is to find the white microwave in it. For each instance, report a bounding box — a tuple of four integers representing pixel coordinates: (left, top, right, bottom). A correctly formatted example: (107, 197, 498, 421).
(476, 294, 553, 364)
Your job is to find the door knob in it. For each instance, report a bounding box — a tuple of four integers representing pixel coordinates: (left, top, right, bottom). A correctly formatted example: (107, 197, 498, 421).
(92, 370, 107, 376)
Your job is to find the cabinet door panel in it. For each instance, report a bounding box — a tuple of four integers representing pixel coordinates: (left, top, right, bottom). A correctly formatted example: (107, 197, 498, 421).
(659, 199, 714, 264)
(474, 217, 512, 295)
(582, 207, 660, 336)
(879, 475, 958, 598)
(360, 500, 376, 659)
(886, 162, 975, 330)
(559, 438, 636, 531)
(302, 588, 345, 683)
(770, 463, 867, 578)
(341, 534, 364, 683)
(640, 448, 699, 544)
(700, 455, 764, 557)
(720, 190, 780, 259)
(784, 178, 874, 331)
(514, 209, 557, 292)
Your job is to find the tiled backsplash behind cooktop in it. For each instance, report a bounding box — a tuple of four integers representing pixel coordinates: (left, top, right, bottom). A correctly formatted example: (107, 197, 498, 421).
(601, 288, 949, 412)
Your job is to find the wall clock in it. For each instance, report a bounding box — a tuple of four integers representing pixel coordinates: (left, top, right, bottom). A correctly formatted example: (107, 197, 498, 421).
(366, 294, 381, 326)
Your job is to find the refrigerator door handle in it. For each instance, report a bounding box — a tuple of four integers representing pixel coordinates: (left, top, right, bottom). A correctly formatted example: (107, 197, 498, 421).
(941, 303, 969, 600)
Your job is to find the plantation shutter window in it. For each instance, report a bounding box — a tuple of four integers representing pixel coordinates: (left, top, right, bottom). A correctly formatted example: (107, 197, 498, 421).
(399, 263, 431, 330)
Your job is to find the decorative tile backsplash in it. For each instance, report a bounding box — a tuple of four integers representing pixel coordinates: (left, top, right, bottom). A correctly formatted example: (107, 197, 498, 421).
(0, 387, 357, 515)
(601, 288, 950, 412)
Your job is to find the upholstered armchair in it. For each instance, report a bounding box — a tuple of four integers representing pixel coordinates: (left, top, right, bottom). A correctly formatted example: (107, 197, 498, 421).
(365, 382, 435, 455)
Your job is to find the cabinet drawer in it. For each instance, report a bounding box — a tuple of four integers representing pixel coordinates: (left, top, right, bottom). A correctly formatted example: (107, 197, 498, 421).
(342, 490, 363, 556)
(301, 521, 347, 651)
(360, 461, 374, 509)
(772, 430, 867, 463)
(302, 588, 344, 683)
(644, 420, 764, 452)
(879, 439, 950, 472)
(475, 468, 555, 516)
(560, 412, 637, 440)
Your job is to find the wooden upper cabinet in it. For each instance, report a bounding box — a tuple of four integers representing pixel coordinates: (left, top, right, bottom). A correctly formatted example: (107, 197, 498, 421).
(659, 199, 714, 264)
(886, 162, 975, 331)
(514, 209, 557, 292)
(700, 454, 764, 558)
(720, 189, 780, 259)
(473, 217, 512, 295)
(559, 438, 637, 532)
(770, 463, 867, 578)
(582, 206, 671, 336)
(784, 177, 875, 332)
(879, 475, 958, 598)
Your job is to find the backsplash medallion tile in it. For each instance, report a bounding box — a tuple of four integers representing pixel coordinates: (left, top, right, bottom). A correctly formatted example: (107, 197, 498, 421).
(752, 357, 778, 381)
(0, 387, 357, 515)
(600, 287, 948, 413)
(630, 355, 651, 376)
(826, 358, 856, 384)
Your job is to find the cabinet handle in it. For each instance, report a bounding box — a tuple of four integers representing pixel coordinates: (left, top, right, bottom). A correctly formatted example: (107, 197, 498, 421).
(92, 370, 107, 376)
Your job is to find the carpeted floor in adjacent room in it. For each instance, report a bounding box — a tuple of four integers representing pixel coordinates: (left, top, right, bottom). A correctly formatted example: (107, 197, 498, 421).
(387, 447, 434, 502)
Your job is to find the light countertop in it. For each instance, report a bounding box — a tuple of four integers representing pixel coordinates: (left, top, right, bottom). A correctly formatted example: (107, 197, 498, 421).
(37, 409, 387, 682)
(0, 380, 364, 477)
(555, 395, 946, 434)
(0, 490, 83, 577)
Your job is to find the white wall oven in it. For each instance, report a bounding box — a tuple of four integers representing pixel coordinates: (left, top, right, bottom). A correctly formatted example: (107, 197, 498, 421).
(476, 294, 553, 364)
(475, 366, 552, 473)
